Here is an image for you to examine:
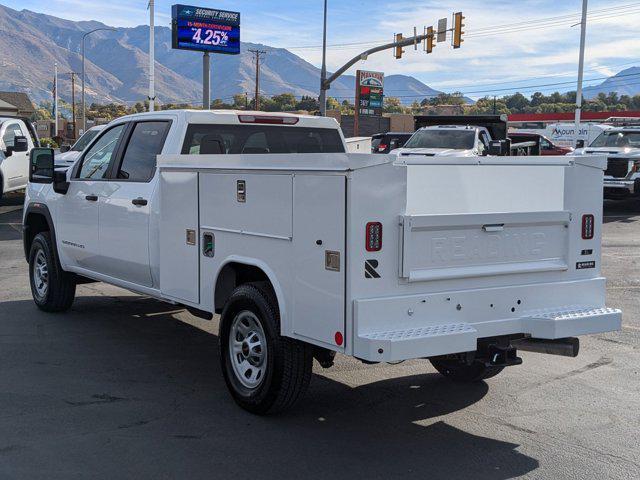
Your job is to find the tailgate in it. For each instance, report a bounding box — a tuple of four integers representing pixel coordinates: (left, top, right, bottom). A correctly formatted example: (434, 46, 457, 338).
(400, 210, 570, 282)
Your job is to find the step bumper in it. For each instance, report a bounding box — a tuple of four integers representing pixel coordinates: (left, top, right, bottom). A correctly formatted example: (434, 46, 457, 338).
(354, 305, 621, 363)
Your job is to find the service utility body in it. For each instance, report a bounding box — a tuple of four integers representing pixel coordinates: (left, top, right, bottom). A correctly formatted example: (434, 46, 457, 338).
(23, 110, 621, 414)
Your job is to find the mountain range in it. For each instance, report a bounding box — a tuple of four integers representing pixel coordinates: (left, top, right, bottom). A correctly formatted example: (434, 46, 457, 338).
(0, 4, 443, 107)
(583, 67, 640, 99)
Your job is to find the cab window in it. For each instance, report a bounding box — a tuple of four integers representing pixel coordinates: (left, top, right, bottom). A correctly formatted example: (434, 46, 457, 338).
(78, 124, 125, 179)
(182, 124, 345, 155)
(2, 122, 24, 148)
(115, 121, 170, 182)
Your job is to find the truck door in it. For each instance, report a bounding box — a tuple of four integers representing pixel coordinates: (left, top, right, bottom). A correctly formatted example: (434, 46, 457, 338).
(98, 120, 170, 287)
(57, 123, 127, 271)
(1, 121, 29, 189)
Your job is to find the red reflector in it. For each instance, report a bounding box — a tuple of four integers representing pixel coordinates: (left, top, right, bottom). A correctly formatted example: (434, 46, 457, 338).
(335, 331, 343, 346)
(238, 114, 299, 125)
(582, 214, 595, 239)
(366, 222, 383, 252)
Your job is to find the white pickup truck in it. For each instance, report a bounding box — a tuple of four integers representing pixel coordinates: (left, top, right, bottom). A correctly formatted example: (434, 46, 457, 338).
(572, 126, 640, 201)
(24, 109, 621, 414)
(0, 116, 38, 201)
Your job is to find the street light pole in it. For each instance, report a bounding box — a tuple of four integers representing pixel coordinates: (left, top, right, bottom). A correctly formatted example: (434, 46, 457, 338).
(82, 27, 115, 133)
(149, 0, 155, 112)
(319, 0, 328, 116)
(574, 0, 588, 147)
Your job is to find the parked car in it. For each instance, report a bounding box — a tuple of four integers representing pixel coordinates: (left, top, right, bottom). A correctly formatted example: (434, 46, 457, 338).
(371, 132, 412, 153)
(509, 132, 574, 155)
(0, 116, 39, 201)
(24, 109, 620, 414)
(55, 125, 106, 167)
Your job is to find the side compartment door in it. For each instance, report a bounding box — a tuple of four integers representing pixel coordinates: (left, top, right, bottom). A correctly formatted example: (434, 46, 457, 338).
(98, 120, 171, 287)
(57, 123, 127, 271)
(292, 174, 346, 349)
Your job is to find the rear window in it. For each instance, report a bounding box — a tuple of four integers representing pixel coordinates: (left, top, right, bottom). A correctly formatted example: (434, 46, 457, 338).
(181, 124, 345, 155)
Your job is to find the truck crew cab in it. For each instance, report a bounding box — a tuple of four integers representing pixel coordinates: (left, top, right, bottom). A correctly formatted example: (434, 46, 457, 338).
(24, 110, 621, 414)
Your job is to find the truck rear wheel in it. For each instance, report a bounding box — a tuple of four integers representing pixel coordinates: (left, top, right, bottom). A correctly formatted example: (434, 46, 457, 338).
(29, 232, 76, 312)
(430, 358, 504, 382)
(219, 282, 313, 414)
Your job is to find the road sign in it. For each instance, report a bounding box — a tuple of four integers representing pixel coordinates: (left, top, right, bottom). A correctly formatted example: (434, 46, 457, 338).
(171, 4, 240, 55)
(356, 70, 384, 117)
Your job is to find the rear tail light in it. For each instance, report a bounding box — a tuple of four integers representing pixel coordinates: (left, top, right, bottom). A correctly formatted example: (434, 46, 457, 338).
(237, 114, 299, 125)
(582, 214, 595, 239)
(366, 222, 383, 251)
(377, 144, 388, 152)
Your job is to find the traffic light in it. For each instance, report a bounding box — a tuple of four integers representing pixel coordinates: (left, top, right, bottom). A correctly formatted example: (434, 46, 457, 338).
(452, 12, 465, 48)
(394, 33, 404, 59)
(425, 26, 435, 53)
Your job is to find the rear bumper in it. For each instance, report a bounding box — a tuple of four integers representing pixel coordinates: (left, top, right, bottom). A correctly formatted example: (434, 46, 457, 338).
(353, 279, 621, 362)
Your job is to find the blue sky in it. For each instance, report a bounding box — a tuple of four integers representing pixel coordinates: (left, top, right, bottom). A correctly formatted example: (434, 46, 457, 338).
(3, 0, 640, 98)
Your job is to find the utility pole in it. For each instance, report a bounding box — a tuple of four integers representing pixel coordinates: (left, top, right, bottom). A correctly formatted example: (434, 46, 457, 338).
(574, 0, 588, 147)
(70, 72, 77, 140)
(148, 0, 155, 112)
(319, 0, 328, 116)
(54, 62, 58, 138)
(248, 49, 266, 110)
(245, 92, 249, 109)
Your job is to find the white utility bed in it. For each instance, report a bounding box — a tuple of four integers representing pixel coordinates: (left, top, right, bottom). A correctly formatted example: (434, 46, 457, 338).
(157, 153, 621, 362)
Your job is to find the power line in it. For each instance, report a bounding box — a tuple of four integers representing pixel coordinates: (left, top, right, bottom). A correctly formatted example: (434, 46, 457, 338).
(286, 2, 640, 50)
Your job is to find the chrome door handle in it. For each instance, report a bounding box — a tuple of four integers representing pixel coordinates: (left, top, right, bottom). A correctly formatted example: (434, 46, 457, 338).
(132, 197, 148, 206)
(85, 194, 98, 201)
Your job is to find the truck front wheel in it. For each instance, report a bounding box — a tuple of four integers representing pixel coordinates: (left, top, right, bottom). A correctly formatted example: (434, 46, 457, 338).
(219, 282, 313, 414)
(430, 358, 504, 382)
(29, 232, 76, 312)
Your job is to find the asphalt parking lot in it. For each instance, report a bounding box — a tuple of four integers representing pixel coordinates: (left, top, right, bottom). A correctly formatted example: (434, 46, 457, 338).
(1, 191, 639, 480)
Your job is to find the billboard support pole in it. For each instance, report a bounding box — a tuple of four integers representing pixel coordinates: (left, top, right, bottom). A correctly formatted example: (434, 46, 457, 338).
(203, 52, 210, 109)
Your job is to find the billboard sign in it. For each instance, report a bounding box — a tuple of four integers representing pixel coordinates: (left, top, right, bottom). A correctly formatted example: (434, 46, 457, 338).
(356, 70, 384, 116)
(171, 4, 241, 55)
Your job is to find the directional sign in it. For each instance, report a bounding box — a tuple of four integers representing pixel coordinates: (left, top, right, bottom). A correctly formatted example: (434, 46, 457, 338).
(171, 4, 240, 55)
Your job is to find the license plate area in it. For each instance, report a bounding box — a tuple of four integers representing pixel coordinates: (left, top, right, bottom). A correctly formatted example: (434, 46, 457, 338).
(400, 211, 570, 282)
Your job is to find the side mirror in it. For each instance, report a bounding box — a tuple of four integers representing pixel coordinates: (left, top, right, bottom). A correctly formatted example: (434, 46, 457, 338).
(488, 140, 508, 156)
(29, 148, 54, 184)
(13, 135, 28, 152)
(576, 139, 585, 148)
(60, 145, 71, 153)
(53, 169, 70, 195)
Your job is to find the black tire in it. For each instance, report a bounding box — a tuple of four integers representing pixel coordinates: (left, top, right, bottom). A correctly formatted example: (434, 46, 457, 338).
(29, 231, 76, 312)
(219, 282, 313, 414)
(430, 358, 504, 382)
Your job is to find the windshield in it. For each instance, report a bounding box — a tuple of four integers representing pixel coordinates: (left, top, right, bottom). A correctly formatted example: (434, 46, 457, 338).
(589, 131, 640, 148)
(71, 129, 101, 151)
(403, 129, 476, 150)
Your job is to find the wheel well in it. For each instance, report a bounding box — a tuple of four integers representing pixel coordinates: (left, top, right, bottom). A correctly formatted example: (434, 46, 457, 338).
(24, 212, 50, 259)
(214, 262, 271, 313)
